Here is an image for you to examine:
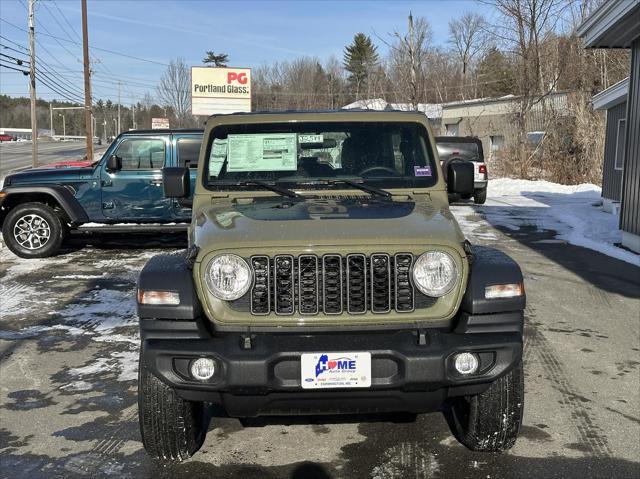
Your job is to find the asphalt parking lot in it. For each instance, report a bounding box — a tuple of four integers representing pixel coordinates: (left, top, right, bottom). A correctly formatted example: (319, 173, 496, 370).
(1, 202, 639, 479)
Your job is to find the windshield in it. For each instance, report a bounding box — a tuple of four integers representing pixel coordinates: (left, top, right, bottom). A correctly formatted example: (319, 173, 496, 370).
(204, 121, 437, 191)
(436, 141, 481, 162)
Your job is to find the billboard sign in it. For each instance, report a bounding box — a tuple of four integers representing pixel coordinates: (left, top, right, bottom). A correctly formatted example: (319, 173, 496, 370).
(191, 67, 252, 116)
(151, 117, 170, 129)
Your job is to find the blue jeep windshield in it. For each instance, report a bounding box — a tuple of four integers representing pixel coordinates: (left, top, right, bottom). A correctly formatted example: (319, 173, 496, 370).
(204, 121, 438, 191)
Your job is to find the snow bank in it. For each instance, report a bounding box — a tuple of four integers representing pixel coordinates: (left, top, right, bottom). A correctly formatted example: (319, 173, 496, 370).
(482, 178, 639, 267)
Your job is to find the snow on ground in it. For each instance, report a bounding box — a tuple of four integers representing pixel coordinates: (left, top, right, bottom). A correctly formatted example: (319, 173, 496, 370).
(476, 178, 639, 267)
(0, 246, 149, 386)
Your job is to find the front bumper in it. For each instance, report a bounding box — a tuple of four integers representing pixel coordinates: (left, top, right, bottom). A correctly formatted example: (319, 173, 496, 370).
(142, 321, 522, 417)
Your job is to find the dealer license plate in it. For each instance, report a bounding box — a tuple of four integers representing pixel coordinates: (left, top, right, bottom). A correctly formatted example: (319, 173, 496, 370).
(300, 352, 371, 389)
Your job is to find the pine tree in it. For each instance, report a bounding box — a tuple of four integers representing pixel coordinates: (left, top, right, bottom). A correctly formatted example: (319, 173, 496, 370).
(476, 47, 517, 98)
(203, 51, 229, 67)
(343, 33, 379, 100)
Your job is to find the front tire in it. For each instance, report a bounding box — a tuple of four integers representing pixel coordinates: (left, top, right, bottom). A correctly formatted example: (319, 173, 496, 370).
(138, 351, 206, 461)
(2, 202, 66, 258)
(448, 360, 524, 452)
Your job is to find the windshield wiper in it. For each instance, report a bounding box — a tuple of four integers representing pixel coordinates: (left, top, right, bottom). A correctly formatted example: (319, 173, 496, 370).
(238, 180, 302, 199)
(327, 179, 392, 199)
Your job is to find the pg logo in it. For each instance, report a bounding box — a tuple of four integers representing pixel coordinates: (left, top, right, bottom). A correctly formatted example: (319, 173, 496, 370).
(227, 72, 248, 85)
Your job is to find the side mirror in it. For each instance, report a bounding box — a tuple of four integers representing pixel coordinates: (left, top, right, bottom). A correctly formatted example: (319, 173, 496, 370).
(446, 160, 474, 196)
(162, 166, 190, 198)
(106, 154, 121, 172)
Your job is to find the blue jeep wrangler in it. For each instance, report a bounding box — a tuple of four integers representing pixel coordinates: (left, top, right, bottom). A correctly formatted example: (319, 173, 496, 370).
(0, 129, 202, 258)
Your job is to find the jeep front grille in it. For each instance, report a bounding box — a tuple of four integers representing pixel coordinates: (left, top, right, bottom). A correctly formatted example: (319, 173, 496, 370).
(245, 253, 428, 315)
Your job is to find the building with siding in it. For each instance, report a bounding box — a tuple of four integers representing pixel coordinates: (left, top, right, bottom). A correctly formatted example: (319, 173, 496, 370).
(592, 78, 629, 213)
(579, 0, 640, 254)
(344, 93, 573, 165)
(439, 92, 571, 163)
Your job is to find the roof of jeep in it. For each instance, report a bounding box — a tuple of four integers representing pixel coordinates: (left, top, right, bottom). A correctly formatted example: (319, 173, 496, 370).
(207, 109, 426, 118)
(204, 109, 431, 130)
(119, 128, 204, 135)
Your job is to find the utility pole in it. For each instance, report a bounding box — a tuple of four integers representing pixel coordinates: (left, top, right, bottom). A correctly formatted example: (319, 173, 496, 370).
(117, 81, 121, 134)
(28, 0, 38, 167)
(49, 102, 53, 137)
(59, 113, 66, 140)
(81, 0, 93, 161)
(132, 103, 136, 130)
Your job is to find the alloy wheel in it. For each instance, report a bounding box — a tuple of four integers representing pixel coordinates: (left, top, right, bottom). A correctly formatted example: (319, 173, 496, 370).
(13, 214, 51, 250)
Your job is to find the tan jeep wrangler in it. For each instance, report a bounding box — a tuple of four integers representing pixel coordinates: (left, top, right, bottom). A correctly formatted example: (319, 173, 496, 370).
(136, 110, 526, 461)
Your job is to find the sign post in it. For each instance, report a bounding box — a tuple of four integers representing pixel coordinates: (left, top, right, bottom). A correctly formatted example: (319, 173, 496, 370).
(191, 67, 252, 116)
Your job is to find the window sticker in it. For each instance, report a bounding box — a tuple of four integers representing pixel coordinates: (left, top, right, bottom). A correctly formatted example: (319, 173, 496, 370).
(298, 134, 324, 144)
(208, 138, 227, 177)
(414, 165, 432, 177)
(227, 133, 297, 172)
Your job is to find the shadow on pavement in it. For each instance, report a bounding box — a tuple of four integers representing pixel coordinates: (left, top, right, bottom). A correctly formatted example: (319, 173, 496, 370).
(59, 231, 187, 254)
(470, 192, 640, 299)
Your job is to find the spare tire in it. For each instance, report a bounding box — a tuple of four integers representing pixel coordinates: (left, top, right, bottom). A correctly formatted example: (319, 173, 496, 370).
(441, 156, 467, 183)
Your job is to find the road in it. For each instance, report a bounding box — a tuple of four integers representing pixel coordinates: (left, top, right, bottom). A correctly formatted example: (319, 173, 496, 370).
(0, 141, 106, 178)
(0, 201, 638, 479)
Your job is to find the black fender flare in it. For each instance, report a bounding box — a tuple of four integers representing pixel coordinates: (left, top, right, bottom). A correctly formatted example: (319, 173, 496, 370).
(461, 245, 526, 314)
(137, 252, 203, 321)
(456, 245, 526, 334)
(0, 184, 89, 224)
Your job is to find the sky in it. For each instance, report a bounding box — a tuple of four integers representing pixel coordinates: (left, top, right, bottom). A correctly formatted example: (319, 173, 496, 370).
(0, 0, 490, 105)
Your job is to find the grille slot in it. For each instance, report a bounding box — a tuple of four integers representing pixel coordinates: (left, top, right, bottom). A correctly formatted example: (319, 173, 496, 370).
(298, 255, 319, 314)
(243, 253, 428, 315)
(274, 255, 294, 315)
(370, 254, 391, 313)
(394, 253, 414, 312)
(250, 256, 270, 315)
(322, 255, 343, 314)
(346, 254, 367, 314)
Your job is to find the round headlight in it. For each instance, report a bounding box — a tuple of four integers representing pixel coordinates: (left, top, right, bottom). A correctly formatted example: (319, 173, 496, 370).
(205, 254, 252, 300)
(412, 251, 459, 297)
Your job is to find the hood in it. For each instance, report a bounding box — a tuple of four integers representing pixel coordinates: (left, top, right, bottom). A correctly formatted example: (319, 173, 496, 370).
(3, 166, 92, 186)
(40, 159, 96, 168)
(193, 195, 465, 254)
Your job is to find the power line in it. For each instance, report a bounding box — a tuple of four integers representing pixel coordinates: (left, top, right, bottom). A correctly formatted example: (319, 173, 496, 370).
(0, 34, 29, 52)
(37, 68, 84, 102)
(0, 60, 29, 75)
(52, 0, 83, 42)
(0, 52, 29, 66)
(0, 18, 169, 67)
(0, 43, 30, 58)
(38, 75, 83, 103)
(40, 0, 107, 81)
(43, 0, 80, 44)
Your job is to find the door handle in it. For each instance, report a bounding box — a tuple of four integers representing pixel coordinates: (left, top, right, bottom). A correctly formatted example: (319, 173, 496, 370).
(150, 179, 163, 186)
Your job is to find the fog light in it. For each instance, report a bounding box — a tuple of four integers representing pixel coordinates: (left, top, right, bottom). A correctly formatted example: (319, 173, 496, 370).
(454, 352, 479, 375)
(190, 358, 216, 381)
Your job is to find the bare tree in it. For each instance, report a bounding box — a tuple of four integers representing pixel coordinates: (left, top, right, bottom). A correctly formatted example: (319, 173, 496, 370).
(483, 0, 569, 177)
(387, 13, 432, 108)
(448, 13, 487, 99)
(156, 58, 192, 127)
